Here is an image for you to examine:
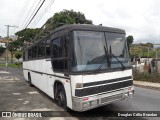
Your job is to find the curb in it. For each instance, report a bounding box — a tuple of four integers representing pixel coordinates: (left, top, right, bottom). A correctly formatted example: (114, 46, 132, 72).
(133, 81, 160, 91)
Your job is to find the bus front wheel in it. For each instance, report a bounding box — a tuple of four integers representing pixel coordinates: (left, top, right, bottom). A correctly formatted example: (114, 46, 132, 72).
(55, 84, 68, 110)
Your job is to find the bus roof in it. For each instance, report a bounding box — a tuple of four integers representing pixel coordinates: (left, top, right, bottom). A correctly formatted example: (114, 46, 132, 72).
(51, 24, 125, 34)
(24, 24, 125, 50)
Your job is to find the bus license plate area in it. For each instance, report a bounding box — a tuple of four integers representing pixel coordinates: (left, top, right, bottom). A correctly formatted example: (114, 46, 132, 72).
(101, 93, 123, 104)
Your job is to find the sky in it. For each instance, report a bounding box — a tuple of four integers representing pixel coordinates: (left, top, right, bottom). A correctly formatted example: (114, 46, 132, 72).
(0, 0, 160, 44)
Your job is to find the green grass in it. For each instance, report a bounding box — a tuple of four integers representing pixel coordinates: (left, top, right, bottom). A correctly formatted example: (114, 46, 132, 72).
(0, 63, 22, 68)
(133, 72, 160, 83)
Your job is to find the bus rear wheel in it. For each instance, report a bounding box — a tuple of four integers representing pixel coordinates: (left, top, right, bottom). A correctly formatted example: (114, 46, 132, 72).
(55, 84, 68, 110)
(28, 73, 33, 87)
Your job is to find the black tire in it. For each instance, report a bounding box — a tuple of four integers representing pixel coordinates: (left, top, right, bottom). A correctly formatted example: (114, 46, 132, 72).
(28, 74, 33, 87)
(55, 84, 69, 111)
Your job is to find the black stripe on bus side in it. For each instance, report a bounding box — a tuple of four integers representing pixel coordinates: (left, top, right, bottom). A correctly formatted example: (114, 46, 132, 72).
(75, 80, 133, 97)
(23, 68, 70, 79)
(83, 76, 131, 87)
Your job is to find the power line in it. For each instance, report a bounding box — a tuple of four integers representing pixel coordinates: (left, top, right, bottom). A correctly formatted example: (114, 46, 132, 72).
(21, 0, 55, 48)
(14, 0, 31, 28)
(24, 0, 46, 29)
(32, 0, 55, 28)
(21, 0, 42, 29)
(23, 19, 54, 49)
(20, 0, 39, 29)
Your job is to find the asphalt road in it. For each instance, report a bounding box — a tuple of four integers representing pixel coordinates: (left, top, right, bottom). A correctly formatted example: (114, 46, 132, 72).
(0, 67, 160, 120)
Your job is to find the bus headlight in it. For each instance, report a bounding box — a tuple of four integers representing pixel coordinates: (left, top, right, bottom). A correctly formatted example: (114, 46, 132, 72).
(76, 83, 83, 88)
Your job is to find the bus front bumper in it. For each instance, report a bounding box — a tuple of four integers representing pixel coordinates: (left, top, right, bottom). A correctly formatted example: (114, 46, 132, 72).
(72, 86, 134, 112)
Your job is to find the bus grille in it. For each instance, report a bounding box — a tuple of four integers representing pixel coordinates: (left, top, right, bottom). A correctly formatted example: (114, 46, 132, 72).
(101, 93, 123, 104)
(75, 80, 133, 97)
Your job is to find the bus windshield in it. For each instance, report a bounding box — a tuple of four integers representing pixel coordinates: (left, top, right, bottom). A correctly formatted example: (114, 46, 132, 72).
(72, 31, 130, 72)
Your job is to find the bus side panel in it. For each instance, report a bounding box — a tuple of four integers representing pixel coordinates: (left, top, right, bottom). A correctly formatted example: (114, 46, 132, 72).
(32, 72, 49, 94)
(46, 75, 55, 98)
(23, 60, 49, 94)
(46, 59, 73, 109)
(23, 59, 73, 109)
(70, 75, 83, 97)
(45, 59, 55, 98)
(23, 69, 28, 81)
(46, 75, 73, 109)
(63, 78, 72, 109)
(32, 59, 49, 94)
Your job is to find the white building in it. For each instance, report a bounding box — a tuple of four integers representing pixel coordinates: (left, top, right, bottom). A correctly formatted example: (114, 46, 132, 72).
(9, 35, 17, 41)
(0, 37, 6, 48)
(0, 43, 6, 48)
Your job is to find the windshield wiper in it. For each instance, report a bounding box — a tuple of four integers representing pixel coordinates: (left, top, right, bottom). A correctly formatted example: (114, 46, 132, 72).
(109, 45, 126, 70)
(92, 46, 109, 73)
(92, 45, 126, 73)
(110, 53, 126, 70)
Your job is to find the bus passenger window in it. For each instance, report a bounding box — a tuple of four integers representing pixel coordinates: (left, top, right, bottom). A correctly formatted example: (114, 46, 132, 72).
(28, 49, 32, 60)
(38, 41, 45, 58)
(46, 39, 51, 57)
(61, 36, 68, 57)
(51, 36, 69, 71)
(52, 38, 60, 58)
(32, 46, 37, 59)
(23, 52, 25, 61)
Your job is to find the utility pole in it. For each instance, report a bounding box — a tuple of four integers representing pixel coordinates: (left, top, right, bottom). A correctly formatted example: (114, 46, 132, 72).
(5, 25, 18, 70)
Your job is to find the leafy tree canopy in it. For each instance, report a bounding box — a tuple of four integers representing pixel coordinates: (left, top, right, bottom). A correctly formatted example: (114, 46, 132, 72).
(44, 9, 92, 30)
(0, 46, 6, 56)
(15, 51, 22, 61)
(126, 35, 134, 50)
(8, 41, 21, 52)
(126, 35, 134, 45)
(140, 43, 154, 48)
(15, 9, 92, 48)
(15, 28, 40, 44)
(8, 41, 21, 63)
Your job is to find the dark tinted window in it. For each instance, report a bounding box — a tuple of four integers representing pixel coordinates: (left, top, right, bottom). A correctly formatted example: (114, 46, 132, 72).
(60, 36, 68, 57)
(46, 39, 51, 57)
(52, 38, 60, 58)
(38, 41, 45, 58)
(28, 49, 32, 60)
(52, 60, 68, 70)
(32, 46, 37, 59)
(23, 52, 25, 61)
(51, 36, 69, 71)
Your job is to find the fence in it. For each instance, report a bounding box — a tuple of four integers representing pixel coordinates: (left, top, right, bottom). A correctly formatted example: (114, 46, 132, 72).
(132, 58, 160, 83)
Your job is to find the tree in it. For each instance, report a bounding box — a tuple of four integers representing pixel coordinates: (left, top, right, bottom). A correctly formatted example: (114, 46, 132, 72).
(15, 28, 41, 45)
(14, 51, 22, 67)
(126, 35, 134, 51)
(0, 46, 6, 56)
(14, 51, 22, 62)
(44, 9, 92, 31)
(8, 41, 21, 63)
(15, 9, 92, 47)
(145, 43, 153, 48)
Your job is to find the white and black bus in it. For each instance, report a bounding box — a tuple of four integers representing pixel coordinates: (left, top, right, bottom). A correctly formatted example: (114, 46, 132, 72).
(23, 24, 134, 111)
